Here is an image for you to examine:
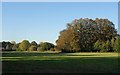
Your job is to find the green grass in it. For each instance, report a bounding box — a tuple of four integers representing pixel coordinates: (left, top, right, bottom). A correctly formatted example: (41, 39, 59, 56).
(1, 51, 120, 73)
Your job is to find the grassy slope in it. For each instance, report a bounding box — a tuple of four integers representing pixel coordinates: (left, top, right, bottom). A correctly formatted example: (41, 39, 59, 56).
(1, 51, 119, 73)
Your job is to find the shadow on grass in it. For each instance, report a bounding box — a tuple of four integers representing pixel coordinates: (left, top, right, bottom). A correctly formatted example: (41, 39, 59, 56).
(2, 52, 99, 57)
(2, 57, 119, 73)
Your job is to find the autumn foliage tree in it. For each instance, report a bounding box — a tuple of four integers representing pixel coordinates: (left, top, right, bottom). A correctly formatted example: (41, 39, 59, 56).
(56, 18, 117, 52)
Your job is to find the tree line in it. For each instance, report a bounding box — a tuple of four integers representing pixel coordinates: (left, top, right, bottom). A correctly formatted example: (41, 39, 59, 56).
(0, 18, 120, 52)
(0, 41, 55, 51)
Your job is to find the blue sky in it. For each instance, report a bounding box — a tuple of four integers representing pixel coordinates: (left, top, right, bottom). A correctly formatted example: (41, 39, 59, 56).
(2, 2, 118, 44)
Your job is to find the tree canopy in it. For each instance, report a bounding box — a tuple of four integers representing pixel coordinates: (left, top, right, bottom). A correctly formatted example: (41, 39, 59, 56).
(56, 18, 117, 52)
(19, 40, 30, 51)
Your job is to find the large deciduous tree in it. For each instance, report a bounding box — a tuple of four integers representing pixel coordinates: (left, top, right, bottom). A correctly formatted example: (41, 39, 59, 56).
(19, 40, 30, 51)
(56, 18, 117, 52)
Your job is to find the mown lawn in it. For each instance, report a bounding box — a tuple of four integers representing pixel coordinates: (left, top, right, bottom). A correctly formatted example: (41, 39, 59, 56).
(1, 51, 120, 74)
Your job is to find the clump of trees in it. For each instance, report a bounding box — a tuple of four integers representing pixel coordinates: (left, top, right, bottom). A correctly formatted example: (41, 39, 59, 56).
(0, 41, 17, 51)
(37, 42, 54, 51)
(56, 18, 119, 52)
(0, 40, 55, 52)
(0, 18, 120, 52)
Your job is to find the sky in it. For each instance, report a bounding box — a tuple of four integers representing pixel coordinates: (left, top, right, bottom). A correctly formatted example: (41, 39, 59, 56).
(2, 2, 118, 44)
(1, 0, 119, 2)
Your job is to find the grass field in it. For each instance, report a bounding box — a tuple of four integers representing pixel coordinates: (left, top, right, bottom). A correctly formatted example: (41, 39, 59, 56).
(1, 51, 120, 73)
